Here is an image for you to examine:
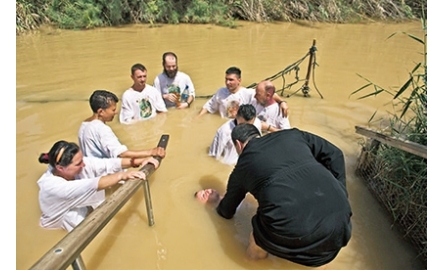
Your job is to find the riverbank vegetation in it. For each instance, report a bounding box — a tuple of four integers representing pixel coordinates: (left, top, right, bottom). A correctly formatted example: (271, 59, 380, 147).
(16, 0, 426, 34)
(352, 16, 427, 265)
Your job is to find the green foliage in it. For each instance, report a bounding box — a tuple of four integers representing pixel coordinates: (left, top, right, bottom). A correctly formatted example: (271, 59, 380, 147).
(183, 0, 231, 25)
(352, 17, 427, 264)
(16, 0, 427, 33)
(16, 0, 48, 34)
(350, 17, 427, 145)
(46, 0, 106, 29)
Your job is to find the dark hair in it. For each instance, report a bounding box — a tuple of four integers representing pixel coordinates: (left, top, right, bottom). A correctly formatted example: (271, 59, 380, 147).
(225, 66, 241, 78)
(38, 140, 80, 167)
(236, 104, 256, 122)
(89, 90, 119, 113)
(162, 52, 178, 65)
(231, 123, 260, 145)
(131, 63, 147, 75)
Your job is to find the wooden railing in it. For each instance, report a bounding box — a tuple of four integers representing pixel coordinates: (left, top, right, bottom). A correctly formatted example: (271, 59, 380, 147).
(355, 126, 426, 158)
(29, 134, 169, 270)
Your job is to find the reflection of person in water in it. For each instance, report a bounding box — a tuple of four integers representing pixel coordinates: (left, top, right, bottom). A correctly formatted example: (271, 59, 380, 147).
(196, 123, 352, 269)
(119, 63, 167, 124)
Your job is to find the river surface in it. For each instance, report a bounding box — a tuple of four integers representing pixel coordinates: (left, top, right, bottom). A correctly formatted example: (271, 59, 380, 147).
(16, 21, 425, 269)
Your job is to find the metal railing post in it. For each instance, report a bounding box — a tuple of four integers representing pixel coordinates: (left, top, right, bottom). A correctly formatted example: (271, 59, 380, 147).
(71, 255, 86, 270)
(140, 134, 169, 227)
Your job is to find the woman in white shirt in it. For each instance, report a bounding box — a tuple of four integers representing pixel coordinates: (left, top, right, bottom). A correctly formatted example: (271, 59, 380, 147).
(37, 140, 159, 232)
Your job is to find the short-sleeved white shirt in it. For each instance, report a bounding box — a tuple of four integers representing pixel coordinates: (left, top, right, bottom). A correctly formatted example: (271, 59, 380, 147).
(203, 87, 255, 118)
(252, 100, 291, 131)
(119, 85, 167, 124)
(37, 157, 122, 232)
(209, 118, 262, 166)
(153, 71, 196, 108)
(78, 119, 128, 158)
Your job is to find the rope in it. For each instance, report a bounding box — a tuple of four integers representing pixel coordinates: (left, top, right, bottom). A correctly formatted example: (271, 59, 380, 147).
(196, 40, 323, 99)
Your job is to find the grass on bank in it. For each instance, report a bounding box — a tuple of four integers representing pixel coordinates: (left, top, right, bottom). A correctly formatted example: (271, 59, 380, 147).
(16, 0, 426, 34)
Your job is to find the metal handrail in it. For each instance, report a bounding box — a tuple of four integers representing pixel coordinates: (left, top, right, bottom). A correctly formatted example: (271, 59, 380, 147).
(29, 134, 170, 270)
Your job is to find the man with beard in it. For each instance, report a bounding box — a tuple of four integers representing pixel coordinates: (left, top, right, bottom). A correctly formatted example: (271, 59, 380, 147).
(153, 52, 196, 109)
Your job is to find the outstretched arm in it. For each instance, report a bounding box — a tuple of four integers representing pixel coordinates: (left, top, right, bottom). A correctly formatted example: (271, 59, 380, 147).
(97, 170, 146, 190)
(118, 147, 166, 159)
(272, 93, 289, 117)
(121, 157, 160, 169)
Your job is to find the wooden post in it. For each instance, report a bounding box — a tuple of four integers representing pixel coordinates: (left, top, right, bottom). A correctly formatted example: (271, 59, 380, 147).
(302, 39, 316, 97)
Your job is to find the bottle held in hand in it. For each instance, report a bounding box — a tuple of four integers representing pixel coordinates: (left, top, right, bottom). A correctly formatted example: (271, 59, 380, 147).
(181, 85, 189, 103)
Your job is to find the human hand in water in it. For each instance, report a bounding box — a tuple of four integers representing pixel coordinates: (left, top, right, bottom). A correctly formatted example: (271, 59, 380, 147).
(177, 102, 188, 109)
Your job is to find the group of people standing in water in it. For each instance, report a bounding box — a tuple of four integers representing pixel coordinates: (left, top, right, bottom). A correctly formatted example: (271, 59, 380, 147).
(36, 51, 352, 269)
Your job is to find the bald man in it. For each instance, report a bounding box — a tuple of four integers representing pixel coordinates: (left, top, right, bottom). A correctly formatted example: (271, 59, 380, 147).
(197, 68, 290, 119)
(253, 80, 291, 133)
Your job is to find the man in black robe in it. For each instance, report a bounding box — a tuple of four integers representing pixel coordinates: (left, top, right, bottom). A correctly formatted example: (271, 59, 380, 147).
(195, 123, 352, 268)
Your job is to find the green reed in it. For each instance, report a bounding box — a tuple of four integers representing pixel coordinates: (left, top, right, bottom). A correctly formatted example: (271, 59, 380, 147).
(16, 0, 426, 34)
(351, 15, 426, 264)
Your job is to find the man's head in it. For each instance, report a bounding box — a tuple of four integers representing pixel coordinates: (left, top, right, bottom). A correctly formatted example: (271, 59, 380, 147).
(255, 80, 276, 107)
(235, 104, 257, 125)
(162, 52, 178, 78)
(89, 90, 119, 122)
(194, 189, 221, 204)
(225, 66, 242, 93)
(131, 63, 147, 90)
(231, 123, 261, 155)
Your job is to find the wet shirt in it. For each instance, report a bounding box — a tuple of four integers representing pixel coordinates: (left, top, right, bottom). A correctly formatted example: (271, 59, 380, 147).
(202, 87, 255, 118)
(119, 85, 167, 124)
(153, 71, 196, 108)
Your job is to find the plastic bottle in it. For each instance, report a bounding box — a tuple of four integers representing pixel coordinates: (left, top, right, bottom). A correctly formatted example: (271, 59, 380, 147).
(181, 85, 189, 103)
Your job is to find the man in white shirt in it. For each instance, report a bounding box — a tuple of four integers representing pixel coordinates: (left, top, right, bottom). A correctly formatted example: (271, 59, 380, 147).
(253, 80, 291, 133)
(209, 104, 262, 166)
(197, 66, 289, 119)
(79, 90, 165, 160)
(119, 63, 168, 124)
(153, 52, 195, 109)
